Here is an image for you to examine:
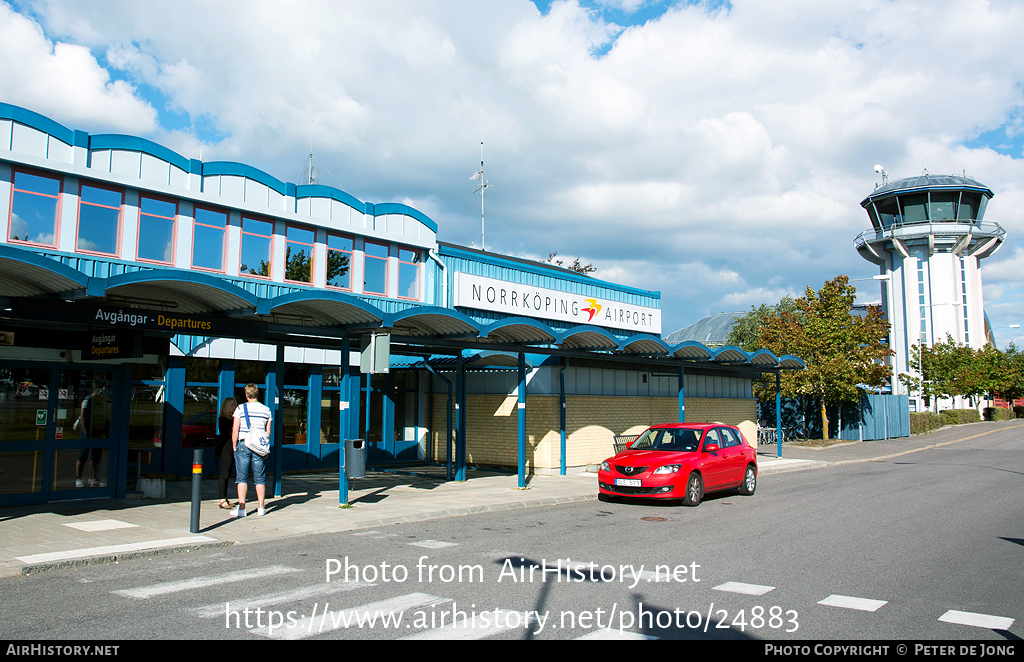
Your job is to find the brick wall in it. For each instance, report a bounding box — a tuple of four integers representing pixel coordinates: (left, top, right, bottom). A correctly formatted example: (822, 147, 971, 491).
(428, 395, 757, 472)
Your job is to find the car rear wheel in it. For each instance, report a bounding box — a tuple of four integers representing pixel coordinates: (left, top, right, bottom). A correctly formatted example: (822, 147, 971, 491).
(681, 472, 703, 507)
(738, 464, 756, 495)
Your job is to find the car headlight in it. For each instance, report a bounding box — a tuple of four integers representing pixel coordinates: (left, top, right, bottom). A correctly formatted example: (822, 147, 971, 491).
(653, 464, 682, 474)
(600, 461, 610, 472)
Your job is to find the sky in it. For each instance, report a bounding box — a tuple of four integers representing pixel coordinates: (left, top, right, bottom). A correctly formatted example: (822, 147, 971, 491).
(2, 0, 1023, 345)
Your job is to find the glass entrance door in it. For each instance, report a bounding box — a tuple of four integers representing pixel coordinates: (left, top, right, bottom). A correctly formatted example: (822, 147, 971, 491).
(0, 364, 118, 505)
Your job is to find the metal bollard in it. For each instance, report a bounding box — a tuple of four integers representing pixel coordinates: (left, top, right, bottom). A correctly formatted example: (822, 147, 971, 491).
(190, 449, 202, 534)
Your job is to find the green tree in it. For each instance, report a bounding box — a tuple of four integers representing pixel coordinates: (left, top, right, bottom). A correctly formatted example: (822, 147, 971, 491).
(727, 297, 800, 352)
(756, 276, 892, 440)
(545, 252, 596, 275)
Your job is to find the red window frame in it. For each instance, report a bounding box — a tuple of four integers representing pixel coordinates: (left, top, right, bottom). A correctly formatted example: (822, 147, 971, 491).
(136, 194, 178, 265)
(283, 223, 315, 285)
(325, 232, 354, 292)
(396, 245, 422, 301)
(75, 181, 124, 258)
(362, 240, 389, 296)
(191, 205, 229, 273)
(239, 215, 275, 280)
(8, 167, 62, 248)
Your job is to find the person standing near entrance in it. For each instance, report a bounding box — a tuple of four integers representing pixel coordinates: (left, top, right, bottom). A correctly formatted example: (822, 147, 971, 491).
(231, 384, 271, 517)
(217, 397, 237, 509)
(75, 382, 107, 488)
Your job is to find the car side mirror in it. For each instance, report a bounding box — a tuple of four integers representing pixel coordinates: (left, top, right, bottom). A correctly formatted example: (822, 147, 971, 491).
(704, 443, 720, 453)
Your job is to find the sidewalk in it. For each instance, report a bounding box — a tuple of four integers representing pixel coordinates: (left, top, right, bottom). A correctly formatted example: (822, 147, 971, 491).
(2, 420, 1020, 579)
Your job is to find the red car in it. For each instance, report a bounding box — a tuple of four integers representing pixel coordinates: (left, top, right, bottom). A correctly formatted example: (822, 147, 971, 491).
(598, 423, 757, 506)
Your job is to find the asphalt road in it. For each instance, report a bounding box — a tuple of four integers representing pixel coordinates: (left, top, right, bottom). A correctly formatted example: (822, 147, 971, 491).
(1, 426, 1021, 642)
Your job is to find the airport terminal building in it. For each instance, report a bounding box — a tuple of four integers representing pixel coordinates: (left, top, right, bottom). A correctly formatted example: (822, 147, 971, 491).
(0, 102, 802, 506)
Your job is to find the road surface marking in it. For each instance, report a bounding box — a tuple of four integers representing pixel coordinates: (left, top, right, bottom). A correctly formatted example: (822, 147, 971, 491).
(399, 608, 536, 640)
(408, 540, 457, 549)
(112, 565, 300, 599)
(712, 581, 775, 595)
(939, 610, 1014, 630)
(818, 595, 888, 612)
(195, 580, 375, 618)
(63, 520, 139, 532)
(16, 536, 217, 565)
(252, 593, 450, 639)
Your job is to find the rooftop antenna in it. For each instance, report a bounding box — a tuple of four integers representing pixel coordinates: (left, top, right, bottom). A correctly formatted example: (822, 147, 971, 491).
(469, 109, 490, 252)
(301, 122, 320, 185)
(874, 164, 888, 185)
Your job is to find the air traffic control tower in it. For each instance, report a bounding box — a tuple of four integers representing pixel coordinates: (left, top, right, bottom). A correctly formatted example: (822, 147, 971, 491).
(855, 172, 1005, 410)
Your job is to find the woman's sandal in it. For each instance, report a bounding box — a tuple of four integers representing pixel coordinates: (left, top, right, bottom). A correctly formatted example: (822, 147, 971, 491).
(219, 500, 233, 509)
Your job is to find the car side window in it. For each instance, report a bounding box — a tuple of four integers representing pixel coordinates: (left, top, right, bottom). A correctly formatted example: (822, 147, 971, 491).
(703, 428, 721, 449)
(720, 428, 740, 448)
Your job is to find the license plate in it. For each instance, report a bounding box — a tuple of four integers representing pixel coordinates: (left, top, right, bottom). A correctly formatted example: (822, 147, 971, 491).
(615, 478, 641, 487)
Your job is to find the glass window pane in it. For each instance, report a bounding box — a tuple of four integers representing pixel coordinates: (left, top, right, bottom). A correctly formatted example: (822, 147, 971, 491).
(141, 197, 176, 218)
(193, 224, 225, 270)
(901, 194, 928, 223)
(399, 261, 420, 299)
(364, 256, 387, 294)
(326, 249, 351, 289)
(235, 361, 267, 386)
(138, 213, 175, 262)
(0, 451, 44, 494)
(240, 234, 272, 276)
(0, 368, 51, 442)
(186, 358, 220, 384)
(14, 171, 60, 196)
(78, 202, 120, 254)
(320, 392, 340, 445)
(364, 241, 389, 259)
(54, 448, 109, 491)
(287, 225, 315, 244)
(328, 234, 353, 251)
(929, 193, 955, 220)
(195, 207, 227, 227)
(10, 189, 59, 244)
(285, 244, 312, 283)
(957, 194, 979, 221)
(243, 217, 273, 236)
(81, 185, 122, 208)
(283, 390, 307, 445)
(398, 247, 420, 263)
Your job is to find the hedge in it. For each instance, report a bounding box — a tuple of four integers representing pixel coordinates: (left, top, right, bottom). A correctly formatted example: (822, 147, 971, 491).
(910, 412, 943, 435)
(983, 407, 1015, 421)
(939, 409, 981, 425)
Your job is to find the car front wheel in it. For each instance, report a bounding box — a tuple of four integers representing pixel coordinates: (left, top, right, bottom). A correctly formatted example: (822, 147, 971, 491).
(738, 464, 756, 495)
(681, 472, 703, 507)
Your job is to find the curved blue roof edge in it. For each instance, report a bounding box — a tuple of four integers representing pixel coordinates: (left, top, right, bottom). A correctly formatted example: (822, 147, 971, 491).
(0, 103, 75, 146)
(373, 203, 439, 234)
(438, 244, 662, 300)
(105, 269, 259, 308)
(669, 340, 714, 359)
(262, 288, 385, 320)
(861, 184, 994, 207)
(558, 325, 621, 346)
(295, 184, 368, 214)
(0, 243, 92, 288)
(481, 316, 559, 340)
(711, 344, 750, 363)
(746, 348, 781, 365)
(203, 161, 289, 196)
(619, 334, 671, 353)
(88, 134, 192, 174)
(778, 355, 806, 369)
(388, 305, 481, 331)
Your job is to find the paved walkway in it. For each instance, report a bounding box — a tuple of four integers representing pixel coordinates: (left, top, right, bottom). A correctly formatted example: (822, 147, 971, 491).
(2, 420, 1020, 578)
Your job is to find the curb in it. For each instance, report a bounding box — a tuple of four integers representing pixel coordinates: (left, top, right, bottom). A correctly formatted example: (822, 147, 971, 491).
(9, 539, 232, 577)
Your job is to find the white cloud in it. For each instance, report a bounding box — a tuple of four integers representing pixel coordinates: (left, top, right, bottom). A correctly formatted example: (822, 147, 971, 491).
(0, 2, 156, 134)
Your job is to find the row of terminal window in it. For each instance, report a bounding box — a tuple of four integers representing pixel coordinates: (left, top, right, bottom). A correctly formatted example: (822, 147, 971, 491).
(7, 168, 422, 299)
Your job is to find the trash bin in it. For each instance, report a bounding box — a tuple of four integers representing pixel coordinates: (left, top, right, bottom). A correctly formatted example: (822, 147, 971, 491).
(344, 439, 365, 479)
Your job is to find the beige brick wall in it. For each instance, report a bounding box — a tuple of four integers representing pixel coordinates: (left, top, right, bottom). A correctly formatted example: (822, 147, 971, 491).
(428, 395, 757, 472)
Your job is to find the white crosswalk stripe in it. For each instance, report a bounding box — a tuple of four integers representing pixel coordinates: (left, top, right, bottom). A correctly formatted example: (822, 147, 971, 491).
(195, 580, 375, 618)
(400, 608, 538, 640)
(818, 595, 888, 612)
(939, 610, 1015, 630)
(112, 565, 301, 599)
(251, 592, 450, 639)
(408, 540, 458, 549)
(712, 581, 775, 596)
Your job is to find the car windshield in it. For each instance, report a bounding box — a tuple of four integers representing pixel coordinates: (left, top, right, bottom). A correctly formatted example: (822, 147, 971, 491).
(629, 428, 701, 452)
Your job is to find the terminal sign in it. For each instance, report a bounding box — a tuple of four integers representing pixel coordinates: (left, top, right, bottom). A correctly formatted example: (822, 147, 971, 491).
(454, 273, 661, 334)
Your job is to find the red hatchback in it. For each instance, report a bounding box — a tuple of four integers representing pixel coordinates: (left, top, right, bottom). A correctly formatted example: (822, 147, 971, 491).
(597, 423, 757, 506)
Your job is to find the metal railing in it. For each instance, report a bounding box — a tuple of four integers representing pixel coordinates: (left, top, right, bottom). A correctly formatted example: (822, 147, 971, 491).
(854, 221, 1005, 250)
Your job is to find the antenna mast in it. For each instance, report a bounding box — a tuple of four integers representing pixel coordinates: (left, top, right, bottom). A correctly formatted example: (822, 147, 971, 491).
(470, 109, 490, 251)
